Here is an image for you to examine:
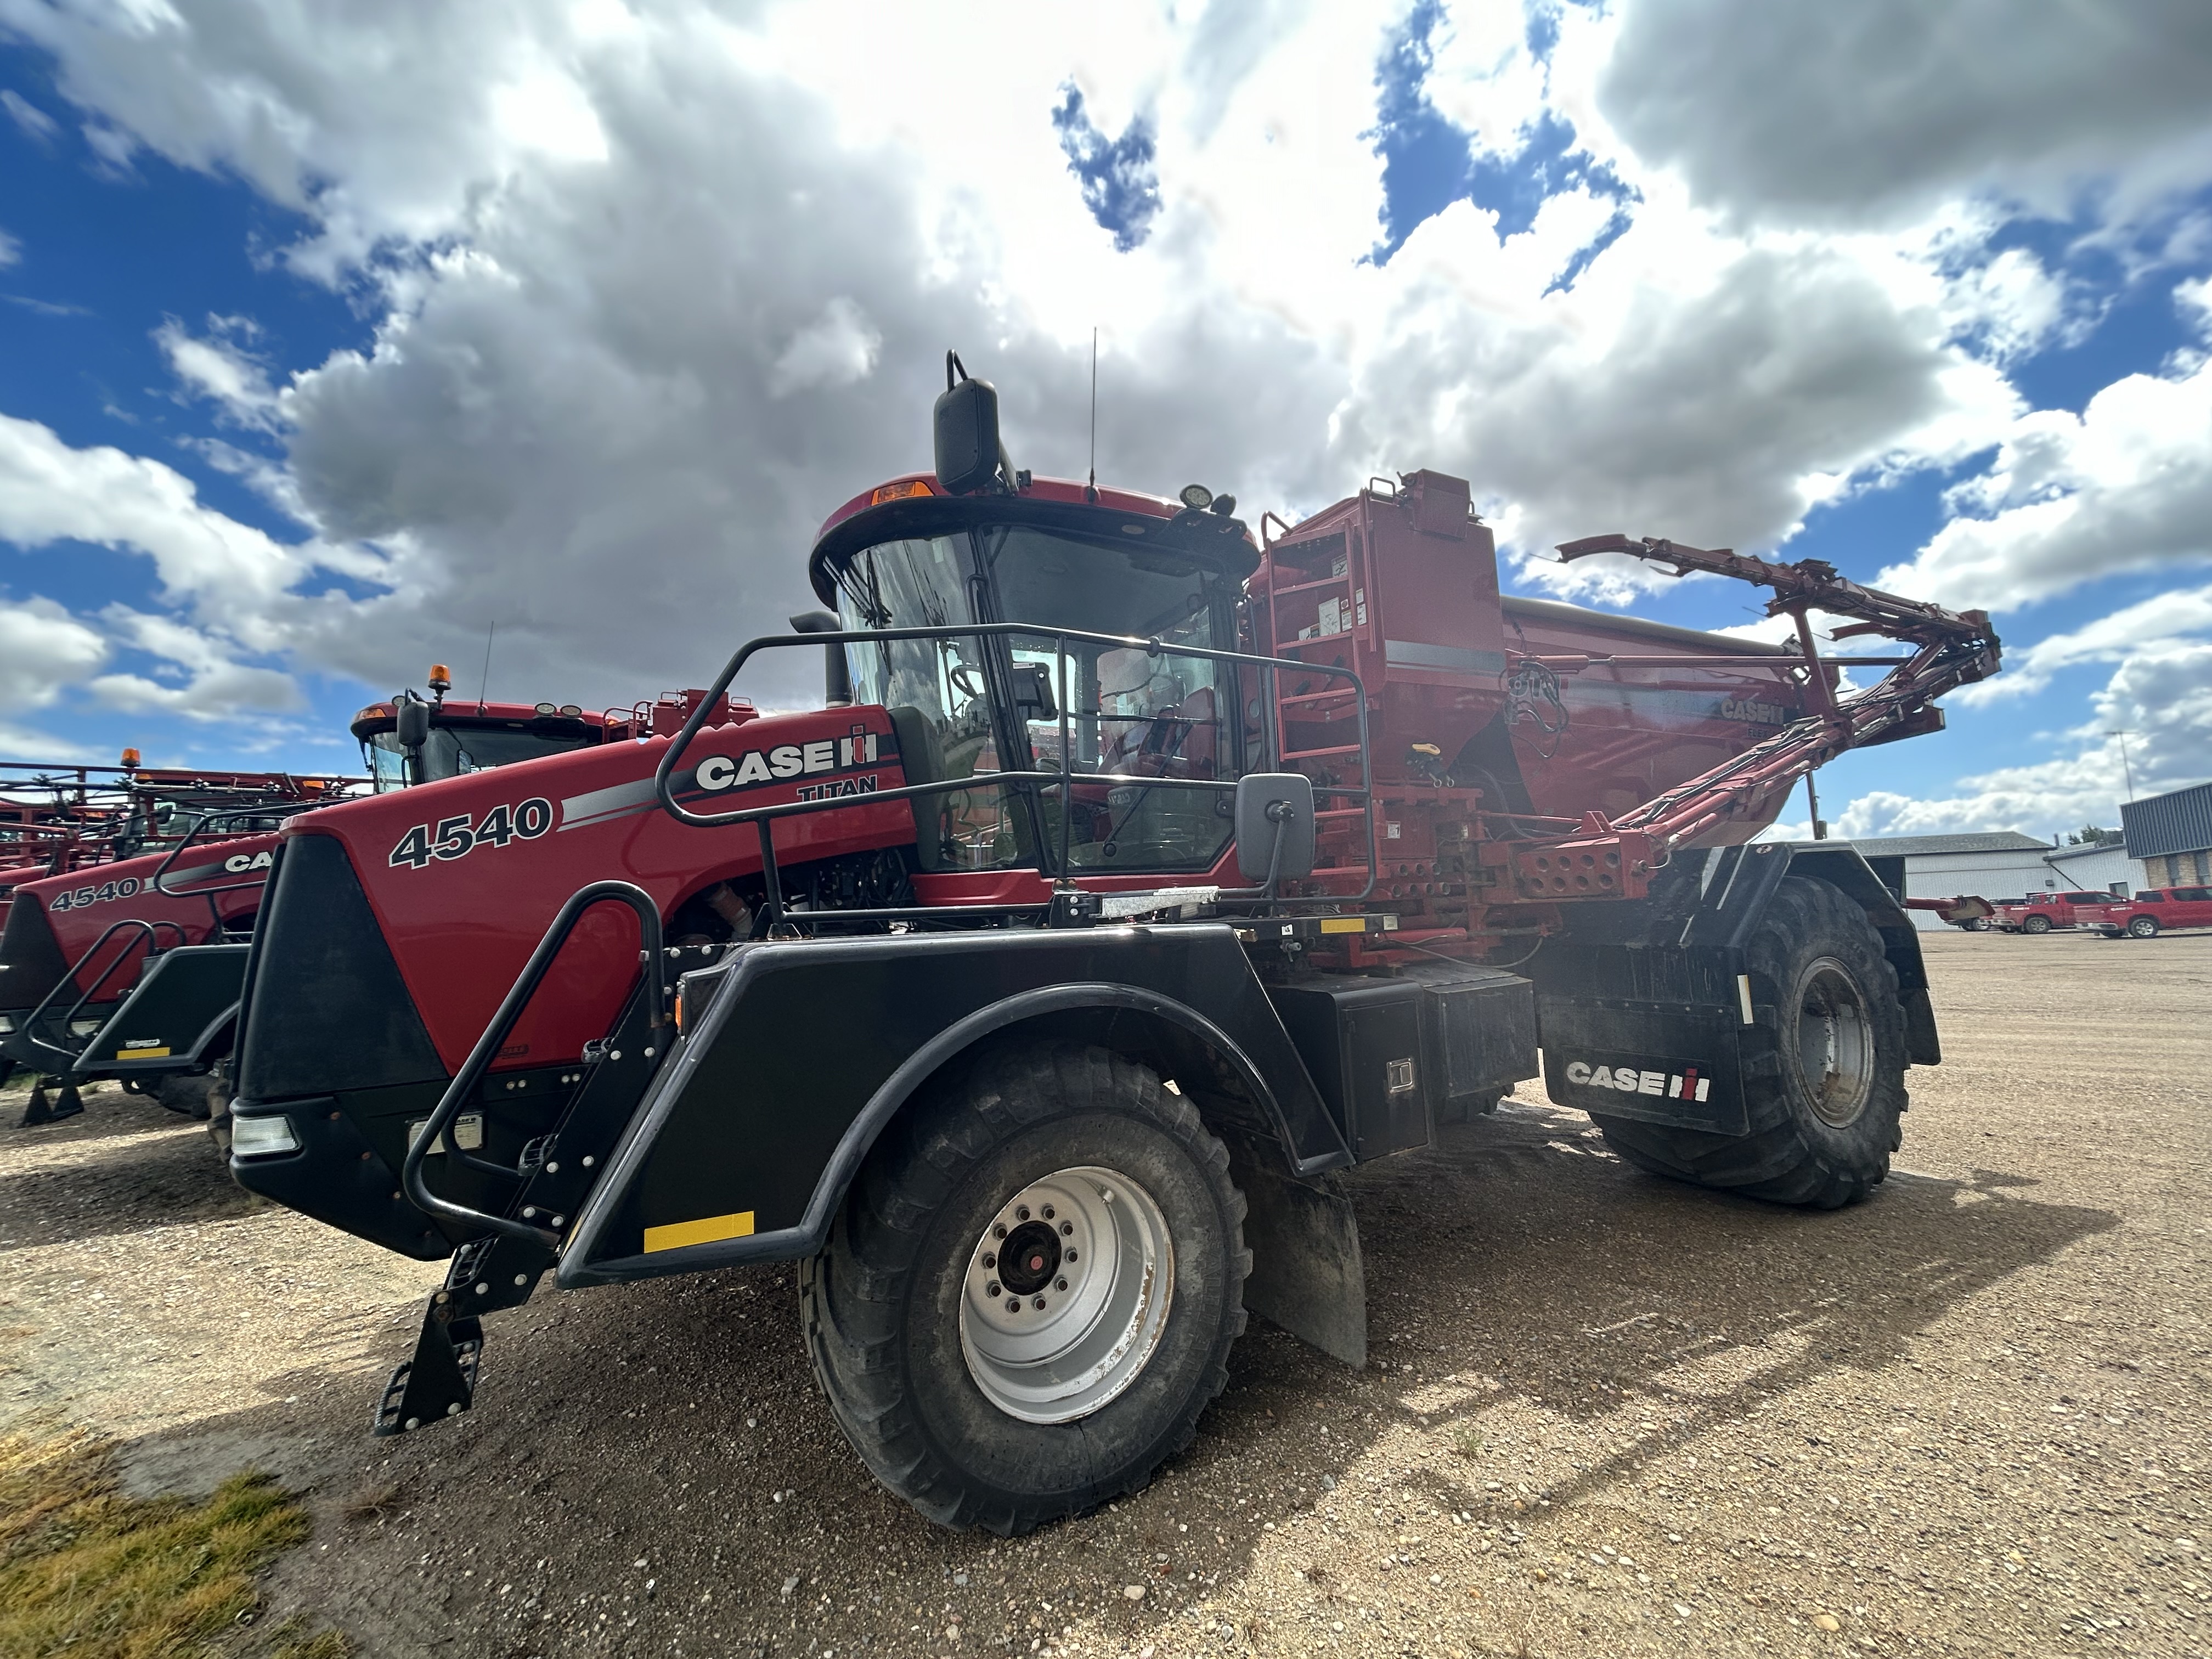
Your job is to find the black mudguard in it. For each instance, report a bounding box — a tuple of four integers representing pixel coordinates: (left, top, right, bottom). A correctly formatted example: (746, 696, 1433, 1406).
(1530, 842, 1939, 1132)
(558, 923, 1353, 1288)
(75, 944, 249, 1079)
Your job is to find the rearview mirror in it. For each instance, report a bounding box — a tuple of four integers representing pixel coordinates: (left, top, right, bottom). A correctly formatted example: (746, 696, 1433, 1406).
(934, 372, 1001, 496)
(789, 610, 853, 708)
(1234, 772, 1316, 885)
(395, 697, 430, 751)
(1008, 661, 1058, 723)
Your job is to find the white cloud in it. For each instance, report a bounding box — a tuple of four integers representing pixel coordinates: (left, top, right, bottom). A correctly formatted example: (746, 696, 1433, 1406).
(89, 606, 304, 720)
(768, 297, 882, 399)
(1954, 584, 2212, 702)
(1599, 0, 2212, 228)
(0, 410, 318, 625)
(0, 87, 59, 144)
(1876, 348, 2212, 612)
(155, 314, 284, 430)
(0, 594, 108, 708)
(0, 227, 17, 268)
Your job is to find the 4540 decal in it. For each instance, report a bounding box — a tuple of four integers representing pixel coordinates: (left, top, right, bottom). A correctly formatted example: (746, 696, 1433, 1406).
(47, 876, 144, 912)
(388, 797, 554, 870)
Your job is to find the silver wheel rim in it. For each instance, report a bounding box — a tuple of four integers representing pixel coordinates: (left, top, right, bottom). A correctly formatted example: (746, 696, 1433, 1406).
(2131, 917, 2157, 936)
(1794, 956, 1876, 1127)
(957, 1164, 1174, 1425)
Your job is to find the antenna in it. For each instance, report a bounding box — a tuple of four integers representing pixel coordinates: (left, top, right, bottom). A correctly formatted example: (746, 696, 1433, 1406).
(2106, 729, 2137, 800)
(477, 620, 496, 714)
(1086, 327, 1099, 504)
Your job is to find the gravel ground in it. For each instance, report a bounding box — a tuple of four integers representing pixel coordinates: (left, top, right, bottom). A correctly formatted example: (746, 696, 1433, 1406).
(2, 929, 2207, 1658)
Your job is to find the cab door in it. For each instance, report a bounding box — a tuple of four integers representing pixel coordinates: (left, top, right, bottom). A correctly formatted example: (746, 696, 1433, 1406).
(2171, 887, 2212, 929)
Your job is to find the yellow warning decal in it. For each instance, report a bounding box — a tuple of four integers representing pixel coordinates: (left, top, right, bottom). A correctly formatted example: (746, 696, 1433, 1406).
(1317, 916, 1369, 934)
(643, 1210, 757, 1253)
(120, 1046, 171, 1059)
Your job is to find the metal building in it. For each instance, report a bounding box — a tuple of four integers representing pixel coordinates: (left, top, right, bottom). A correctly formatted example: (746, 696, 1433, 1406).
(2121, 781, 2212, 889)
(1831, 831, 2056, 931)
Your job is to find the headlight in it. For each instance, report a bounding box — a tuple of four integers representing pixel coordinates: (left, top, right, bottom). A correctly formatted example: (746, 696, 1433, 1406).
(230, 1114, 301, 1158)
(69, 1015, 106, 1037)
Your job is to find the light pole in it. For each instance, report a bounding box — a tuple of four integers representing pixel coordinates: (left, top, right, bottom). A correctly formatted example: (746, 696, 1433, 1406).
(2106, 730, 2137, 801)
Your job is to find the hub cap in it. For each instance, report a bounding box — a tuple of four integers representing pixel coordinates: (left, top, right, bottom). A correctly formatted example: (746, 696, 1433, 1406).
(1793, 957, 1875, 1128)
(957, 1165, 1174, 1425)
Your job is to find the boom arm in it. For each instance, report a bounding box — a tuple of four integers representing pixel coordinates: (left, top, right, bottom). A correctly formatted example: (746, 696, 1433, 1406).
(1505, 537, 2001, 900)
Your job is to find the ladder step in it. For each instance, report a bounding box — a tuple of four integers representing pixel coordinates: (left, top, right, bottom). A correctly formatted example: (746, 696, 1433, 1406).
(1313, 808, 1368, 820)
(1277, 689, 1357, 707)
(1268, 575, 1353, 598)
(1282, 745, 1362, 760)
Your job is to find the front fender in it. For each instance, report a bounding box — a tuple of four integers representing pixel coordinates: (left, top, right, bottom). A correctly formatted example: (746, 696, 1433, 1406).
(556, 924, 1349, 1288)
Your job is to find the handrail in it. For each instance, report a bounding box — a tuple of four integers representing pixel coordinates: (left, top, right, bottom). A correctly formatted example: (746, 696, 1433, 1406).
(400, 881, 666, 1248)
(650, 621, 1376, 923)
(15, 917, 190, 1072)
(151, 803, 324, 900)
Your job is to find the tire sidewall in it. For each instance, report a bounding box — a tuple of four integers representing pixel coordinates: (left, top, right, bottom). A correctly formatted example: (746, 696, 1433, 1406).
(1751, 883, 1907, 1172)
(2022, 915, 2051, 934)
(898, 1106, 1235, 1505)
(2129, 916, 2159, 938)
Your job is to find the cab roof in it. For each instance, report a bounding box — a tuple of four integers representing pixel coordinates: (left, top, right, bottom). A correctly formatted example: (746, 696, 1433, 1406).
(348, 699, 605, 742)
(808, 473, 1260, 606)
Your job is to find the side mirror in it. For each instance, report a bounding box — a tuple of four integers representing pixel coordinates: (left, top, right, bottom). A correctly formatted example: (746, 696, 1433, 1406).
(788, 611, 853, 707)
(1008, 661, 1058, 723)
(1234, 772, 1316, 885)
(395, 696, 431, 751)
(934, 372, 1001, 496)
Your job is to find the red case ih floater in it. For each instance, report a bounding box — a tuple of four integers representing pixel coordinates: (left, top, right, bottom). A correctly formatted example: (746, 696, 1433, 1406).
(224, 358, 1999, 1533)
(2, 759, 362, 1120)
(0, 681, 661, 1128)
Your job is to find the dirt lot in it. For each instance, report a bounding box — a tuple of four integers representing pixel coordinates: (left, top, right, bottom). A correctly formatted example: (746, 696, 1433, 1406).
(3, 929, 2208, 1658)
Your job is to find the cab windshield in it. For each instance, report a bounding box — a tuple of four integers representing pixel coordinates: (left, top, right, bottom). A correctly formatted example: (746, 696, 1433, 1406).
(362, 725, 594, 792)
(830, 524, 1243, 874)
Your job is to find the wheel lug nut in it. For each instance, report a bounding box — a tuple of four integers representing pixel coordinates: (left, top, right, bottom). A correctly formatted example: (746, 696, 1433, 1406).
(1032, 1297, 1046, 1311)
(1015, 1205, 1030, 1221)
(1064, 1249, 1078, 1262)
(981, 1251, 995, 1268)
(986, 1281, 1000, 1296)
(1006, 1297, 1021, 1313)
(993, 1224, 1007, 1240)
(1059, 1221, 1073, 1235)
(1041, 1205, 1054, 1220)
(1055, 1278, 1068, 1292)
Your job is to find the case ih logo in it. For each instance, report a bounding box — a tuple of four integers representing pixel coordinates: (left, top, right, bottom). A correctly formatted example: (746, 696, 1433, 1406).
(693, 727, 884, 795)
(1564, 1059, 1712, 1102)
(1717, 697, 1794, 726)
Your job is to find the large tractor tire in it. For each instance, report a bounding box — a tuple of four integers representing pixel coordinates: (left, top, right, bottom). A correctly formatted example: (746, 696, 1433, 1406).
(154, 1074, 219, 1120)
(206, 1093, 235, 1159)
(802, 1042, 1249, 1533)
(1590, 876, 1906, 1210)
(2021, 913, 2053, 934)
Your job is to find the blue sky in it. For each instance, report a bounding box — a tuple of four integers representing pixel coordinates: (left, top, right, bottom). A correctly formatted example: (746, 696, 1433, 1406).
(3, 0, 2209, 838)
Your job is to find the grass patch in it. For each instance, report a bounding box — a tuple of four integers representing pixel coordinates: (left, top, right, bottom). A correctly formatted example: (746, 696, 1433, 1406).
(0, 1424, 342, 1659)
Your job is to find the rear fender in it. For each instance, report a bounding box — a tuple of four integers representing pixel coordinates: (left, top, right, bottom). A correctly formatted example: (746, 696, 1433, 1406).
(557, 925, 1354, 1290)
(1531, 843, 1940, 1131)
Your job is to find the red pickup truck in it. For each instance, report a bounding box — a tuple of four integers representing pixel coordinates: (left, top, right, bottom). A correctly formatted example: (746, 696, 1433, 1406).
(1993, 890, 2117, 934)
(2093, 886, 2212, 939)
